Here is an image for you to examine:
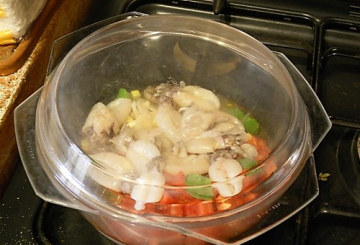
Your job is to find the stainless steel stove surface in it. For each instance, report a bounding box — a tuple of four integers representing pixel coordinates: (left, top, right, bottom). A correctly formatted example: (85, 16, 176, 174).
(1, 0, 359, 244)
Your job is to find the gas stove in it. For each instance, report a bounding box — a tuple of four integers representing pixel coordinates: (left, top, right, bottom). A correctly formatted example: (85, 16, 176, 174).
(1, 0, 359, 244)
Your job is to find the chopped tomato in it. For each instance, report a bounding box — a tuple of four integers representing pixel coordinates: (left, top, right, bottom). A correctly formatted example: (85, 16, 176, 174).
(163, 171, 186, 186)
(159, 190, 177, 204)
(231, 194, 247, 207)
(168, 188, 198, 204)
(153, 203, 169, 215)
(242, 160, 277, 193)
(168, 204, 184, 217)
(215, 195, 236, 211)
(247, 135, 271, 162)
(244, 192, 258, 202)
(263, 159, 277, 177)
(183, 200, 215, 217)
(242, 169, 267, 192)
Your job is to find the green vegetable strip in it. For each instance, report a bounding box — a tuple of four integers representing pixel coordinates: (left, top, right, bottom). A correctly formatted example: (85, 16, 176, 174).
(226, 108, 259, 134)
(226, 108, 245, 120)
(242, 116, 259, 134)
(238, 158, 258, 170)
(117, 88, 130, 99)
(185, 174, 213, 200)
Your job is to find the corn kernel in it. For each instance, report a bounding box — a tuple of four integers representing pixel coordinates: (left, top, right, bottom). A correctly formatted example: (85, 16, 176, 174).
(131, 90, 141, 99)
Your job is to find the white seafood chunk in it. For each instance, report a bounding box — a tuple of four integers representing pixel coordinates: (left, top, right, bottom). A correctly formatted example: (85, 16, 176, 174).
(180, 106, 216, 138)
(172, 85, 220, 111)
(110, 126, 134, 155)
(88, 152, 134, 192)
(164, 154, 210, 175)
(239, 143, 258, 160)
(106, 98, 132, 126)
(82, 102, 120, 136)
(184, 138, 217, 154)
(155, 104, 183, 144)
(214, 111, 245, 130)
(209, 157, 244, 197)
(126, 139, 161, 175)
(211, 122, 237, 133)
(131, 169, 166, 210)
(185, 133, 249, 155)
(213, 175, 245, 197)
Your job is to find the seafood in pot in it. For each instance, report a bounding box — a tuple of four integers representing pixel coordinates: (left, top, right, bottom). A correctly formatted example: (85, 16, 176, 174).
(80, 80, 275, 215)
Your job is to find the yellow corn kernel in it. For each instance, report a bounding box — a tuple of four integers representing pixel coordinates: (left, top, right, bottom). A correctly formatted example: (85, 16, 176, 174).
(131, 90, 141, 99)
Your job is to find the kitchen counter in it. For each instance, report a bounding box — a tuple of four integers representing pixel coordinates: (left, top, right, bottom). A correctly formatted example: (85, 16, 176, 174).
(0, 0, 118, 198)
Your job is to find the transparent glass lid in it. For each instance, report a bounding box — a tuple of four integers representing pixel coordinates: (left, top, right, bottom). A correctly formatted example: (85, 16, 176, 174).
(15, 13, 330, 245)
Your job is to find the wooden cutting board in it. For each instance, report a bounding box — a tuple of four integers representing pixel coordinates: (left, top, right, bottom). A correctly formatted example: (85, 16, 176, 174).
(0, 0, 59, 76)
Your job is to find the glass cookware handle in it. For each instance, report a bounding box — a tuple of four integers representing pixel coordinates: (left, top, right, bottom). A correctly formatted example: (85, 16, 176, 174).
(275, 52, 332, 151)
(15, 12, 148, 214)
(15, 88, 97, 213)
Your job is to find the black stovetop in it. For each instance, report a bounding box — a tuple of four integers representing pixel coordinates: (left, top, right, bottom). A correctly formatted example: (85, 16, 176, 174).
(1, 0, 359, 244)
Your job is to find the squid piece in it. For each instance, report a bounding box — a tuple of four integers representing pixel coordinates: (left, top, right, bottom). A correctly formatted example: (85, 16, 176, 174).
(184, 133, 249, 155)
(172, 85, 220, 111)
(198, 111, 248, 143)
(82, 102, 120, 138)
(208, 157, 244, 197)
(106, 98, 132, 126)
(126, 139, 161, 175)
(214, 110, 245, 130)
(164, 154, 210, 176)
(180, 105, 216, 138)
(184, 137, 217, 154)
(131, 169, 166, 210)
(143, 81, 183, 105)
(155, 104, 183, 144)
(88, 152, 134, 192)
(213, 175, 245, 198)
(239, 143, 258, 160)
(110, 126, 134, 155)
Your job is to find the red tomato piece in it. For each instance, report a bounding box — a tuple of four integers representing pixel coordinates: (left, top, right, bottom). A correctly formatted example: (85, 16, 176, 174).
(232, 193, 247, 207)
(153, 203, 169, 215)
(242, 169, 267, 193)
(184, 201, 216, 217)
(168, 204, 184, 217)
(247, 135, 271, 162)
(215, 195, 236, 212)
(163, 171, 186, 186)
(169, 188, 198, 204)
(159, 190, 177, 204)
(263, 159, 277, 177)
(244, 192, 258, 202)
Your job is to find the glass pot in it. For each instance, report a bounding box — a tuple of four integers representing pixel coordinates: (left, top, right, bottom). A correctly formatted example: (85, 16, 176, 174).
(15, 13, 331, 245)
